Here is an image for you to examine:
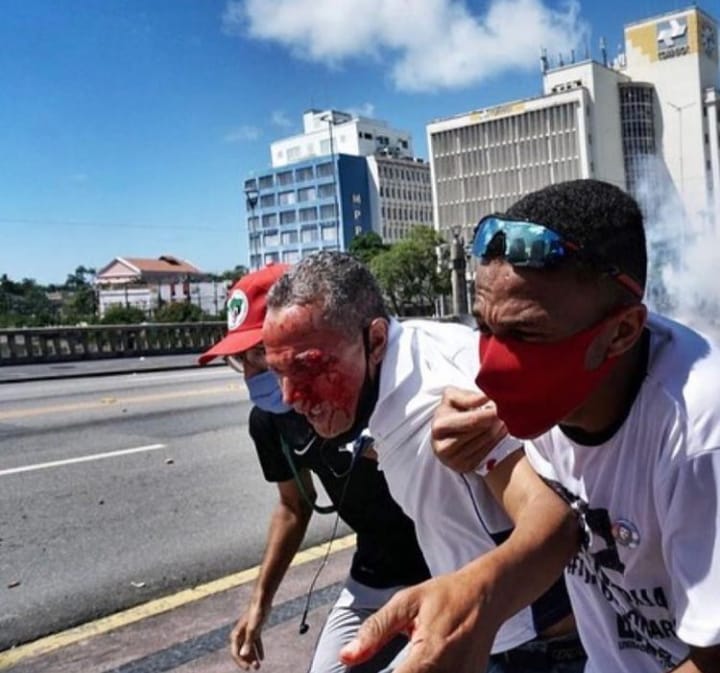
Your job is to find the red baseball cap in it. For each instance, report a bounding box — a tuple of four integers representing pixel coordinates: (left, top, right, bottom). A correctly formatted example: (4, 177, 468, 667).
(198, 262, 290, 366)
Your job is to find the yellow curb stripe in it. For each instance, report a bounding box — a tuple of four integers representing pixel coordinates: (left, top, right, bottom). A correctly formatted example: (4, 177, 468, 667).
(0, 534, 356, 669)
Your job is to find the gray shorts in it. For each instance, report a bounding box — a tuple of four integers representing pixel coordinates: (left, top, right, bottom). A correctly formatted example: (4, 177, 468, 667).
(307, 576, 409, 673)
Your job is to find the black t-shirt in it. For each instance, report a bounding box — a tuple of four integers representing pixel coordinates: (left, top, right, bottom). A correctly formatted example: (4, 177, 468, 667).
(249, 406, 430, 589)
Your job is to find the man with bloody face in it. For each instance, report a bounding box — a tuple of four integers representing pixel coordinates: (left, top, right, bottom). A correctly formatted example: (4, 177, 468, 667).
(346, 180, 720, 673)
(263, 251, 586, 673)
(200, 264, 430, 673)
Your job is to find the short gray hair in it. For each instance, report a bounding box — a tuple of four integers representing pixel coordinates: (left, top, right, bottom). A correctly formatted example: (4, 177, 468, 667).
(267, 251, 389, 335)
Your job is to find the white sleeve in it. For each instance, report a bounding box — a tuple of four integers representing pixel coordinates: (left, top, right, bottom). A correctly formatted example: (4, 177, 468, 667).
(523, 438, 560, 483)
(658, 449, 720, 647)
(450, 335, 482, 390)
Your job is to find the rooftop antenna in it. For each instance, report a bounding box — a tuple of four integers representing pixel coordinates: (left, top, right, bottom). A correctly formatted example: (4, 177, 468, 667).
(571, 48, 576, 63)
(558, 52, 565, 67)
(540, 47, 549, 73)
(600, 36, 608, 67)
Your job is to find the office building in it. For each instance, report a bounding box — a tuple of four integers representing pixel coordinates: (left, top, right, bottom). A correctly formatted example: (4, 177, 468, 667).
(271, 109, 413, 168)
(245, 153, 372, 270)
(245, 109, 433, 269)
(427, 5, 719, 243)
(366, 154, 434, 243)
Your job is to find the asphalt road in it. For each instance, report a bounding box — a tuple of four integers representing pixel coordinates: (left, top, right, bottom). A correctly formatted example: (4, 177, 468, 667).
(0, 366, 343, 651)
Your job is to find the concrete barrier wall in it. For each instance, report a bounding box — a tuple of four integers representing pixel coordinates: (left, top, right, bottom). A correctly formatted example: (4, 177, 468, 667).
(0, 322, 226, 365)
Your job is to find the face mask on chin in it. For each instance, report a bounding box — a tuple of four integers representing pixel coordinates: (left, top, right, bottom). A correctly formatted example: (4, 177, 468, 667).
(475, 314, 620, 439)
(329, 326, 381, 446)
(246, 370, 293, 415)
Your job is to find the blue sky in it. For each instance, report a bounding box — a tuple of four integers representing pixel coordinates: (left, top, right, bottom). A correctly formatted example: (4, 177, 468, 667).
(1, 0, 696, 285)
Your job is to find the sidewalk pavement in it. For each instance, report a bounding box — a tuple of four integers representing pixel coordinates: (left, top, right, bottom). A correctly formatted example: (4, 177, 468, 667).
(0, 540, 357, 673)
(0, 355, 223, 384)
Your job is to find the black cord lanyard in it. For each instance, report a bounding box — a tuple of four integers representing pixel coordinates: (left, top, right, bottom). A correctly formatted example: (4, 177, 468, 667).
(280, 434, 336, 514)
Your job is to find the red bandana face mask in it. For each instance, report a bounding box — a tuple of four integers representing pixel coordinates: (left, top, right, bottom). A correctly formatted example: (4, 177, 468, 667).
(475, 316, 620, 439)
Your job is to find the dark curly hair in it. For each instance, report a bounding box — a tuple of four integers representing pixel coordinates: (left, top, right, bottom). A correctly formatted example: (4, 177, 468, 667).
(503, 179, 647, 300)
(266, 250, 389, 336)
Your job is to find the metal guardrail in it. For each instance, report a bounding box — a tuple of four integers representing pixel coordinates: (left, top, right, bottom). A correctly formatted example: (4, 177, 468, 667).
(0, 322, 226, 365)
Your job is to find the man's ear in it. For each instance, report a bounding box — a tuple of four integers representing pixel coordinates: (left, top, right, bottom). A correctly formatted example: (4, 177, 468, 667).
(607, 303, 648, 358)
(367, 318, 389, 367)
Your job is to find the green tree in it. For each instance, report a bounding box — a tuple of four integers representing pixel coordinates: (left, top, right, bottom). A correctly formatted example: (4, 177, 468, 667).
(64, 265, 96, 290)
(348, 231, 388, 266)
(101, 304, 147, 324)
(0, 275, 57, 327)
(154, 301, 205, 323)
(61, 265, 98, 324)
(215, 265, 248, 282)
(369, 226, 450, 317)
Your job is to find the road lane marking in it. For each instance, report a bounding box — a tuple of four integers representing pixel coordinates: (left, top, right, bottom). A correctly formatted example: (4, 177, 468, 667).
(0, 368, 237, 402)
(0, 534, 356, 669)
(0, 384, 246, 421)
(0, 443, 167, 477)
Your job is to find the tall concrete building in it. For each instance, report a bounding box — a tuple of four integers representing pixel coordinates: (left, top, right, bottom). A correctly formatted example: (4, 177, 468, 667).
(427, 5, 719, 244)
(245, 110, 433, 270)
(366, 154, 433, 243)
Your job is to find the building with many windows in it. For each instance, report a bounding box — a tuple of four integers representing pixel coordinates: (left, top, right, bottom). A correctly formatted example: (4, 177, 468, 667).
(245, 154, 372, 271)
(427, 5, 719, 244)
(271, 109, 414, 168)
(367, 154, 434, 243)
(245, 110, 433, 269)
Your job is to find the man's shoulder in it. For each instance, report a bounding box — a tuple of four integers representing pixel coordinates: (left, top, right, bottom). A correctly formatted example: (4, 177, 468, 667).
(395, 318, 477, 352)
(645, 314, 720, 458)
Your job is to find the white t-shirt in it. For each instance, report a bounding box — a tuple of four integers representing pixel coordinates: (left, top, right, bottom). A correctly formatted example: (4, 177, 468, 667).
(525, 313, 720, 672)
(369, 318, 538, 654)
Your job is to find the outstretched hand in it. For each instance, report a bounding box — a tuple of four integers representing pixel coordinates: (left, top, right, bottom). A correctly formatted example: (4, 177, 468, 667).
(340, 567, 499, 673)
(431, 386, 508, 473)
(230, 603, 267, 670)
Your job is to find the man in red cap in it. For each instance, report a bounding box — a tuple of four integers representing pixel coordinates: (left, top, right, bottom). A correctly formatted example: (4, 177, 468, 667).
(198, 263, 289, 369)
(199, 264, 429, 673)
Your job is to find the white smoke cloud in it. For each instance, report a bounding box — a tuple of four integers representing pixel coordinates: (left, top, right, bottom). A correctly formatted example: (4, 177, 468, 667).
(223, 0, 588, 92)
(271, 110, 294, 128)
(223, 125, 262, 142)
(346, 102, 377, 119)
(636, 156, 720, 335)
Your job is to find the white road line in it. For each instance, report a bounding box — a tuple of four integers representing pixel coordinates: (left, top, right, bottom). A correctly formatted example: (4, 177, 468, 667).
(0, 443, 167, 477)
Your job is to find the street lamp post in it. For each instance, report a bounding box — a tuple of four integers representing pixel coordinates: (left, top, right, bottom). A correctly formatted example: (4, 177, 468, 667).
(667, 101, 694, 201)
(244, 185, 259, 267)
(244, 186, 259, 214)
(667, 101, 694, 249)
(450, 226, 469, 316)
(320, 112, 341, 248)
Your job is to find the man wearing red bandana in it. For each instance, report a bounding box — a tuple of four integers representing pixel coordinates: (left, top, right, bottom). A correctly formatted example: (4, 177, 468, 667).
(348, 180, 720, 673)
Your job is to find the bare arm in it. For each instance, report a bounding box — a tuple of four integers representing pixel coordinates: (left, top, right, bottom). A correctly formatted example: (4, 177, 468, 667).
(230, 472, 315, 670)
(482, 450, 580, 619)
(672, 646, 720, 672)
(340, 452, 580, 673)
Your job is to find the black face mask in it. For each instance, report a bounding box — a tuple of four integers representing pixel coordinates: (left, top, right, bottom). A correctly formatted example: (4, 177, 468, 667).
(329, 326, 381, 447)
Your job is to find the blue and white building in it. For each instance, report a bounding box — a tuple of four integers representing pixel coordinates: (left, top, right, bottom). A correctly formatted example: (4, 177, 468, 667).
(245, 109, 433, 271)
(245, 153, 372, 270)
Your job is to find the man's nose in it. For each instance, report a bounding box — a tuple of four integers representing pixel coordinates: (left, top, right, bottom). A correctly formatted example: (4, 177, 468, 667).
(278, 376, 295, 405)
(280, 376, 308, 408)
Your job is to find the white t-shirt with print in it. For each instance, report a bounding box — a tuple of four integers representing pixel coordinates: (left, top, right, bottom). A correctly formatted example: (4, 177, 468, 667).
(369, 318, 538, 655)
(525, 313, 720, 672)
